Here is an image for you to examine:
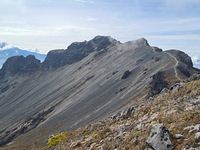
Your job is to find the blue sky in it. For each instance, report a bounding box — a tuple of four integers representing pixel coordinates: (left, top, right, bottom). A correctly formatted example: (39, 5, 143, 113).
(0, 0, 200, 61)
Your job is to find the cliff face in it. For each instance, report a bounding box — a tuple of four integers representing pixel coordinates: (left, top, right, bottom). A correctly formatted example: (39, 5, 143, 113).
(42, 36, 119, 69)
(0, 55, 40, 79)
(0, 36, 199, 149)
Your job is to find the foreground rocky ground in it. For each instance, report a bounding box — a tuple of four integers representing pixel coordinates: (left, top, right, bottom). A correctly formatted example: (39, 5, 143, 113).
(32, 74, 200, 150)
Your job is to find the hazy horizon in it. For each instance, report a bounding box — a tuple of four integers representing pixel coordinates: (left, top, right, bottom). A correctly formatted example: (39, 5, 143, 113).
(0, 0, 199, 59)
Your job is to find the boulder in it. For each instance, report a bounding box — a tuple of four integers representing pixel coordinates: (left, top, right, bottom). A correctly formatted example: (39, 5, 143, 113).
(121, 70, 131, 79)
(146, 124, 173, 150)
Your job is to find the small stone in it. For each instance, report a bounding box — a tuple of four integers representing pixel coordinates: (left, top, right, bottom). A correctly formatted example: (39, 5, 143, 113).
(70, 141, 81, 148)
(175, 134, 185, 139)
(90, 143, 97, 149)
(181, 147, 196, 150)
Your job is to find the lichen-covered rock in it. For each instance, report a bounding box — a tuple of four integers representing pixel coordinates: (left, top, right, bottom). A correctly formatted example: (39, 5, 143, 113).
(146, 124, 173, 150)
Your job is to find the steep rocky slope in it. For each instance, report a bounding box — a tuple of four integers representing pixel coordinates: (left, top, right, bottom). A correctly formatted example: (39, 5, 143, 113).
(40, 74, 200, 150)
(0, 36, 199, 149)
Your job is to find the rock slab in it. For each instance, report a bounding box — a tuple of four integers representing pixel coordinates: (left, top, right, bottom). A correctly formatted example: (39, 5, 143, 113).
(146, 124, 173, 150)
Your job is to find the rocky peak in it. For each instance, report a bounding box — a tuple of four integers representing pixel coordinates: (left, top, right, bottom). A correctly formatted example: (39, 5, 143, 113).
(0, 55, 40, 79)
(67, 35, 119, 52)
(125, 38, 150, 48)
(137, 38, 150, 46)
(43, 36, 119, 69)
(92, 35, 119, 46)
(133, 38, 150, 46)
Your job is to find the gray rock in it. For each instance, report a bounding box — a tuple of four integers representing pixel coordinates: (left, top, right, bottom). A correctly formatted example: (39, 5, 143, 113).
(121, 106, 135, 119)
(181, 147, 196, 150)
(111, 106, 134, 120)
(148, 71, 168, 97)
(184, 124, 200, 133)
(175, 134, 185, 139)
(70, 141, 81, 148)
(187, 74, 200, 82)
(146, 124, 173, 150)
(160, 88, 169, 94)
(152, 46, 162, 52)
(121, 70, 131, 79)
(195, 132, 200, 142)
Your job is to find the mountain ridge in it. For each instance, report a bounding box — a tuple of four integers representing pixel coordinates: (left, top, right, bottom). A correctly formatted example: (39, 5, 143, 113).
(0, 36, 199, 149)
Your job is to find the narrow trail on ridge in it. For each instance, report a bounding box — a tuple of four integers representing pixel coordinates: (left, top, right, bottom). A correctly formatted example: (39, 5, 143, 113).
(164, 51, 182, 81)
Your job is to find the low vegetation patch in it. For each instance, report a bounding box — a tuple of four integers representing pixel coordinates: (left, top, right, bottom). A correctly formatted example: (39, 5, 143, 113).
(47, 133, 67, 148)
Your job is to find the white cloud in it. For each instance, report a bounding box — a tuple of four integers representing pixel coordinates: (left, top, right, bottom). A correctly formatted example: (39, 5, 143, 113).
(0, 25, 92, 36)
(191, 55, 200, 65)
(86, 17, 98, 21)
(0, 0, 25, 10)
(74, 0, 95, 3)
(0, 42, 15, 51)
(0, 42, 7, 49)
(165, 0, 200, 9)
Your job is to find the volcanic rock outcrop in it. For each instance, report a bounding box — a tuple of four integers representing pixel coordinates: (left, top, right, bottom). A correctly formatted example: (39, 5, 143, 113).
(0, 36, 199, 149)
(42, 36, 119, 69)
(0, 55, 40, 79)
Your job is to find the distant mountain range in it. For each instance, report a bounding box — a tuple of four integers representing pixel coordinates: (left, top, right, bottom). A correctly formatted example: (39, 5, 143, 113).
(0, 42, 46, 68)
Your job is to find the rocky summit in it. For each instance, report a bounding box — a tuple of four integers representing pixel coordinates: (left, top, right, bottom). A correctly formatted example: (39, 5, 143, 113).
(0, 36, 199, 150)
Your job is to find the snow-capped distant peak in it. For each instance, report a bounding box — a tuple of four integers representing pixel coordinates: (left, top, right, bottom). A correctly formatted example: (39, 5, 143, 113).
(0, 42, 46, 68)
(0, 42, 8, 49)
(0, 42, 16, 50)
(0, 42, 38, 53)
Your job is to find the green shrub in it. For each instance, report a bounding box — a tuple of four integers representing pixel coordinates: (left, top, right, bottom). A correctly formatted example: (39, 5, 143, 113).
(47, 133, 67, 148)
